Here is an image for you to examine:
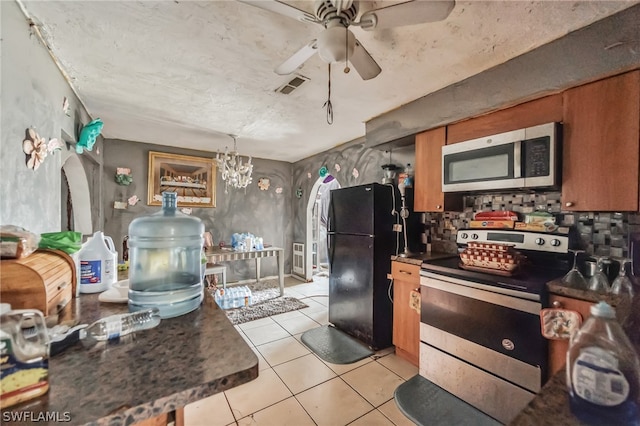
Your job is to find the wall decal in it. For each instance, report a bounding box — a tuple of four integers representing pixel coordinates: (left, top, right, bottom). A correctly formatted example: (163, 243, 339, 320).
(114, 201, 127, 210)
(275, 187, 283, 194)
(296, 187, 303, 199)
(115, 167, 133, 186)
(352, 168, 359, 179)
(62, 97, 70, 116)
(319, 166, 328, 178)
(22, 128, 47, 170)
(258, 177, 270, 191)
(307, 172, 312, 179)
(127, 195, 140, 206)
(76, 118, 104, 154)
(47, 138, 63, 154)
(335, 163, 341, 172)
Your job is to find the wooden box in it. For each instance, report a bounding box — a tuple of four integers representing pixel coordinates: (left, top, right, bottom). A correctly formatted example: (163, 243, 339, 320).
(0, 249, 76, 316)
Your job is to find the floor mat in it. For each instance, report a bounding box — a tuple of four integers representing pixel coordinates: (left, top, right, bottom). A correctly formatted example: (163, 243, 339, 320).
(394, 375, 501, 426)
(301, 325, 374, 364)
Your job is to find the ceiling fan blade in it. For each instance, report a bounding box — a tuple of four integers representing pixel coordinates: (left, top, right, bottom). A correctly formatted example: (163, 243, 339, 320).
(359, 0, 455, 30)
(238, 0, 319, 24)
(275, 40, 318, 75)
(349, 39, 381, 80)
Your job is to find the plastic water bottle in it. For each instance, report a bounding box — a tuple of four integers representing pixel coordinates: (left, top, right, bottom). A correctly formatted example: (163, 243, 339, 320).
(128, 192, 204, 318)
(567, 302, 640, 425)
(85, 308, 161, 341)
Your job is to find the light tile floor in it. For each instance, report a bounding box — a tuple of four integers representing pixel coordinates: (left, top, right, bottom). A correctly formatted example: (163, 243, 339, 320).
(184, 276, 418, 426)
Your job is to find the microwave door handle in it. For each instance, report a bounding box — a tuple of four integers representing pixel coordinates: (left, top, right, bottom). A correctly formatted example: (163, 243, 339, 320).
(513, 141, 522, 178)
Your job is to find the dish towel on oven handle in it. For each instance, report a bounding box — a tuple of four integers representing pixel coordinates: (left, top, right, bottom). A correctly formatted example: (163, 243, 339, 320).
(540, 308, 583, 340)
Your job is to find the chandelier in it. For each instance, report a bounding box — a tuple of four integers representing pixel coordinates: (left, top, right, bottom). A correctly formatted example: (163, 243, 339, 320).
(215, 134, 253, 193)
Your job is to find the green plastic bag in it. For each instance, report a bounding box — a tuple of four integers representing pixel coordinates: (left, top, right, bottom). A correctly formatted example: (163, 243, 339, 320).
(39, 231, 83, 254)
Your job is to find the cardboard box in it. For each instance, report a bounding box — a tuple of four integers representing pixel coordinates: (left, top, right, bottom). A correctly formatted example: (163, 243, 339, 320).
(469, 220, 515, 229)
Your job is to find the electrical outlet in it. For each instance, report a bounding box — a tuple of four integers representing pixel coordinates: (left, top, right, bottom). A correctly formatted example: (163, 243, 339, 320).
(393, 224, 403, 232)
(387, 273, 393, 280)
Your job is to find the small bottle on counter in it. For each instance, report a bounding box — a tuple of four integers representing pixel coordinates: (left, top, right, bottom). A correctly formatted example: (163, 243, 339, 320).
(85, 308, 161, 341)
(0, 304, 49, 408)
(567, 301, 640, 425)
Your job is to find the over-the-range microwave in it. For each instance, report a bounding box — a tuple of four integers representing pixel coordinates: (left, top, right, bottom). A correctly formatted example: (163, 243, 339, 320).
(442, 122, 561, 192)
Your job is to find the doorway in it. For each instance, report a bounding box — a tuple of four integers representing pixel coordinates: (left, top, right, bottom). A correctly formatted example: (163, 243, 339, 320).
(305, 175, 340, 280)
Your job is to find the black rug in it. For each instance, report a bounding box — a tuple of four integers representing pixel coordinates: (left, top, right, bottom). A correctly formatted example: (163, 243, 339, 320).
(394, 375, 501, 426)
(217, 280, 308, 325)
(301, 325, 374, 364)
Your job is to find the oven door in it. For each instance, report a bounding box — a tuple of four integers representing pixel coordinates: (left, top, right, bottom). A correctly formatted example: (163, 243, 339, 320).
(419, 272, 546, 424)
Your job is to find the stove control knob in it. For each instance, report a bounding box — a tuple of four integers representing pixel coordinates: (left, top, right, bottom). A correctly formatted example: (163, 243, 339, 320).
(535, 238, 545, 246)
(550, 239, 561, 247)
(471, 234, 479, 240)
(460, 233, 468, 240)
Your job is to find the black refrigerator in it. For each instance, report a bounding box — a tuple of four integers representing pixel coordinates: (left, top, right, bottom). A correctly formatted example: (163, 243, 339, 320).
(327, 183, 400, 350)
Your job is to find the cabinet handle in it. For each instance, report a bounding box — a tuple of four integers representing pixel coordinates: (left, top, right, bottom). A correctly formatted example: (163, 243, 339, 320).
(413, 287, 421, 293)
(57, 281, 70, 291)
(552, 301, 563, 308)
(436, 205, 442, 209)
(399, 270, 412, 275)
(565, 202, 574, 207)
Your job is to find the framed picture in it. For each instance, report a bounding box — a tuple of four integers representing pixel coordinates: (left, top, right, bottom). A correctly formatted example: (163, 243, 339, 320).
(147, 151, 216, 208)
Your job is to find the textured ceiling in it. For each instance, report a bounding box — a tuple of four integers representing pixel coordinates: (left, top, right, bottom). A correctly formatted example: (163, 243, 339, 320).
(20, 0, 638, 162)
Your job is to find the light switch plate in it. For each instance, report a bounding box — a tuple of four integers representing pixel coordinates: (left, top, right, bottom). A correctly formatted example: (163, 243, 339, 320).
(393, 224, 403, 232)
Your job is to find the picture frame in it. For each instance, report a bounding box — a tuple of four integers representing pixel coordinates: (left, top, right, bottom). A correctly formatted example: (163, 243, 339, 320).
(147, 151, 216, 208)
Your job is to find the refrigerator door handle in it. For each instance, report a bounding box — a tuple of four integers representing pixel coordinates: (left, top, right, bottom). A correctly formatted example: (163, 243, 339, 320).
(328, 233, 335, 267)
(327, 198, 334, 233)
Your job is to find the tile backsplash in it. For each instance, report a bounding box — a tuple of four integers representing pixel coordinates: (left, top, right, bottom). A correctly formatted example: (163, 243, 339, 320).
(418, 191, 640, 258)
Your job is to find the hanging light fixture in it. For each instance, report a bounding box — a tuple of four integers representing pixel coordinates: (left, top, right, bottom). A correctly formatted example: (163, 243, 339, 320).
(215, 134, 253, 193)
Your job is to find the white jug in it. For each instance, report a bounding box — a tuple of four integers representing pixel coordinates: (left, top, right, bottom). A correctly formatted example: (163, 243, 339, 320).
(78, 231, 117, 293)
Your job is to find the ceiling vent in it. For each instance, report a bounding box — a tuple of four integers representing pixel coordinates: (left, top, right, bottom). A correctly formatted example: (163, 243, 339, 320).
(275, 74, 309, 95)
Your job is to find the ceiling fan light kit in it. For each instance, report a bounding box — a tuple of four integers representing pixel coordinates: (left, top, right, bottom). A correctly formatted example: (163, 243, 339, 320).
(243, 0, 455, 82)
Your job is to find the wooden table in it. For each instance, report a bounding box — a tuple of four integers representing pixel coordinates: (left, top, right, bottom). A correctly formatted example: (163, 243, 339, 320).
(205, 247, 285, 296)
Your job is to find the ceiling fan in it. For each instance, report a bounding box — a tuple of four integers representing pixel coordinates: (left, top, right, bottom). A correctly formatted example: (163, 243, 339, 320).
(240, 0, 456, 80)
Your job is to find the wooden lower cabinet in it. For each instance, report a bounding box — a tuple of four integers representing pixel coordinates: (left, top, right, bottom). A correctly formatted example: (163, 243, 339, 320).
(547, 294, 594, 380)
(392, 261, 421, 366)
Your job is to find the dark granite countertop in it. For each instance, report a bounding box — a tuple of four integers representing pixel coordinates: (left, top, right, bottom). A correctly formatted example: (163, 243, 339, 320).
(0, 291, 258, 425)
(391, 251, 457, 266)
(511, 280, 638, 425)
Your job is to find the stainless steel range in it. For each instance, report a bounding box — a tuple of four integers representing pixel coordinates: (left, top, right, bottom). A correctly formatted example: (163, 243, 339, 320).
(419, 229, 571, 424)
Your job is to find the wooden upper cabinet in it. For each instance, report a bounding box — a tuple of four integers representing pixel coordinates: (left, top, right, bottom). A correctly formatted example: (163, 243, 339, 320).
(414, 127, 462, 212)
(447, 94, 564, 144)
(562, 71, 640, 211)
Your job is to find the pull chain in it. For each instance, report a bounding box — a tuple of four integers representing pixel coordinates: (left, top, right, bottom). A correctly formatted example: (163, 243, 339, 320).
(344, 30, 351, 74)
(323, 63, 334, 125)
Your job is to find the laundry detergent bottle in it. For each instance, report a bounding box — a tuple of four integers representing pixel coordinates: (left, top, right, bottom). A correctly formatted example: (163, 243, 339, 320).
(78, 231, 117, 293)
(567, 301, 640, 425)
(128, 192, 204, 318)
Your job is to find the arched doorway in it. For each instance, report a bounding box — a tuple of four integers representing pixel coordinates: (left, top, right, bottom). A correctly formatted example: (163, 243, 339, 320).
(61, 153, 92, 235)
(304, 175, 340, 280)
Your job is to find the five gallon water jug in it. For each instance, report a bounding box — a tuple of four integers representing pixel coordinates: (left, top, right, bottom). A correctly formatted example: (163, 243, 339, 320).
(0, 304, 49, 408)
(128, 192, 204, 318)
(78, 231, 117, 293)
(567, 301, 640, 425)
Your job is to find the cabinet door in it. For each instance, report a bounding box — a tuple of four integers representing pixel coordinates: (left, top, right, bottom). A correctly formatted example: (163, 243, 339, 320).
(392, 262, 420, 366)
(447, 94, 563, 144)
(547, 294, 594, 379)
(414, 127, 462, 212)
(562, 71, 640, 211)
